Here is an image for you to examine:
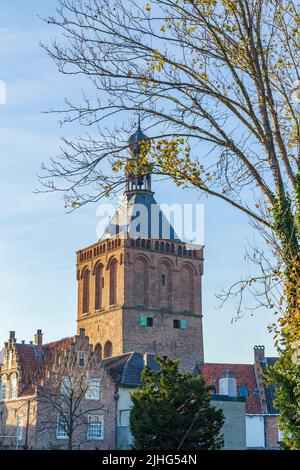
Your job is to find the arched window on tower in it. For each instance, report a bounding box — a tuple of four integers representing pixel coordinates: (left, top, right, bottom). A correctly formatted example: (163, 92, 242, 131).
(134, 256, 148, 306)
(158, 260, 172, 310)
(94, 263, 104, 310)
(82, 269, 90, 313)
(109, 259, 118, 305)
(104, 341, 113, 358)
(180, 265, 194, 312)
(82, 269, 90, 314)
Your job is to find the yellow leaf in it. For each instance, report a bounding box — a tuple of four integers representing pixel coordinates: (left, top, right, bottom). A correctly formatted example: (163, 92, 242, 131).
(146, 3, 151, 11)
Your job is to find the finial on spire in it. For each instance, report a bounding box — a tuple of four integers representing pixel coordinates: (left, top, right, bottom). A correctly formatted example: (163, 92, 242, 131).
(128, 118, 149, 157)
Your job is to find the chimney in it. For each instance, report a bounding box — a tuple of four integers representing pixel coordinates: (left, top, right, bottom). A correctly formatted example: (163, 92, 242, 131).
(9, 331, 15, 341)
(254, 345, 265, 363)
(34, 330, 43, 352)
(219, 370, 237, 397)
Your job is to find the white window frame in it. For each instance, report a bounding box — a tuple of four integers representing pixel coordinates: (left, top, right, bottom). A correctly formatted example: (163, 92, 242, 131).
(0, 379, 6, 400)
(78, 350, 85, 367)
(87, 415, 104, 440)
(56, 414, 68, 440)
(10, 377, 17, 399)
(85, 379, 101, 400)
(61, 377, 72, 397)
(16, 416, 23, 441)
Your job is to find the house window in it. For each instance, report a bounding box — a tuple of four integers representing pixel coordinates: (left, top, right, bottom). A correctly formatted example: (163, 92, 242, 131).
(61, 378, 72, 397)
(78, 350, 85, 367)
(140, 316, 153, 327)
(0, 380, 6, 400)
(173, 319, 187, 330)
(16, 416, 23, 441)
(87, 415, 104, 440)
(10, 377, 17, 399)
(238, 386, 249, 397)
(56, 414, 68, 440)
(85, 379, 101, 400)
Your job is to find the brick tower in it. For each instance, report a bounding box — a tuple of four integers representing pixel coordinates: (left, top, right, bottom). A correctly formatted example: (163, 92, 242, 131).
(76, 123, 204, 371)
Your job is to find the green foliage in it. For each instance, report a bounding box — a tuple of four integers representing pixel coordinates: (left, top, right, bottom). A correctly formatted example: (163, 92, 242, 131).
(273, 195, 299, 261)
(266, 349, 300, 450)
(129, 357, 224, 450)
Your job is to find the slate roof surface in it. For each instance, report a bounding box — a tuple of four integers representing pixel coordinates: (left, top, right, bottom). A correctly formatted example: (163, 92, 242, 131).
(100, 191, 180, 241)
(199, 363, 261, 414)
(102, 352, 160, 387)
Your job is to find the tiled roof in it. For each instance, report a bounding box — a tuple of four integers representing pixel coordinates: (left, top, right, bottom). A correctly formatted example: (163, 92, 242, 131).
(199, 363, 261, 414)
(14, 337, 74, 397)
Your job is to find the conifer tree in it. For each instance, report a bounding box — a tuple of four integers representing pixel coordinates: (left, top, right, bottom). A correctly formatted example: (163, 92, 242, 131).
(130, 358, 224, 450)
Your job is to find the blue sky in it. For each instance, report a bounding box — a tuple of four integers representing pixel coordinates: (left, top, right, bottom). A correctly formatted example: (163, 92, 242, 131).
(0, 0, 277, 363)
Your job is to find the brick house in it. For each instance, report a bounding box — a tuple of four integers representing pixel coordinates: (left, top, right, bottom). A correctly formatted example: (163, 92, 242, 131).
(0, 329, 117, 449)
(198, 345, 280, 449)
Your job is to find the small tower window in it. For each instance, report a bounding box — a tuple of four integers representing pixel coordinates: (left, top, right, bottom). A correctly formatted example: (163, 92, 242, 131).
(155, 241, 159, 251)
(140, 316, 153, 327)
(173, 319, 187, 330)
(161, 274, 166, 286)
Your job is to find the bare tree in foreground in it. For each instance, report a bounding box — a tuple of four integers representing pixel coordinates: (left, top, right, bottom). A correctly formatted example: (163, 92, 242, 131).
(39, 0, 300, 447)
(36, 349, 104, 450)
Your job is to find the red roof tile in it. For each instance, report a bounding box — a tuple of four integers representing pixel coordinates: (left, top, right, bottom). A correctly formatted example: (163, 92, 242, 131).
(15, 337, 74, 397)
(199, 363, 261, 414)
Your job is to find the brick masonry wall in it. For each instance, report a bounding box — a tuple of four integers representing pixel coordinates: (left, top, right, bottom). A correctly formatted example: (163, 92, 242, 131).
(35, 368, 117, 450)
(0, 396, 37, 449)
(265, 415, 280, 448)
(76, 238, 204, 371)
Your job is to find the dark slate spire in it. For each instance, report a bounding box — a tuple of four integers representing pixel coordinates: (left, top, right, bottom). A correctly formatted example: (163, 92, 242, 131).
(100, 122, 180, 241)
